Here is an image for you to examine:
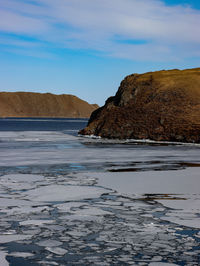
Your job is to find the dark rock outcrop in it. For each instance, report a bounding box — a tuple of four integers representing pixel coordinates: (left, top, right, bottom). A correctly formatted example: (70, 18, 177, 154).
(0, 92, 98, 118)
(79, 68, 200, 143)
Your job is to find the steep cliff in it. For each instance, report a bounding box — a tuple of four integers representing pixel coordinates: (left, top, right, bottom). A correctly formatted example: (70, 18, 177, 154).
(79, 68, 200, 143)
(0, 92, 98, 118)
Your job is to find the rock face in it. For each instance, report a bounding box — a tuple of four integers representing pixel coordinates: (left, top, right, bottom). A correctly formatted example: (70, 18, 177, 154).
(0, 92, 98, 118)
(79, 68, 200, 143)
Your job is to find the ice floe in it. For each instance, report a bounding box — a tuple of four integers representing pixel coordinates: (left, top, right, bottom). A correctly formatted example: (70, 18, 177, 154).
(45, 247, 68, 255)
(25, 184, 109, 202)
(8, 252, 34, 258)
(95, 169, 200, 228)
(19, 219, 55, 226)
(0, 234, 32, 244)
(37, 240, 62, 247)
(95, 168, 200, 195)
(0, 251, 9, 266)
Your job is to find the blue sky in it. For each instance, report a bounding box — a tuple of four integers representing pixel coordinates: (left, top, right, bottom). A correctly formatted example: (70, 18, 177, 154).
(0, 0, 200, 106)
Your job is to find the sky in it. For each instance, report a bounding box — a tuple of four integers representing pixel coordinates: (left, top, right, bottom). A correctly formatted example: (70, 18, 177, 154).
(0, 0, 200, 106)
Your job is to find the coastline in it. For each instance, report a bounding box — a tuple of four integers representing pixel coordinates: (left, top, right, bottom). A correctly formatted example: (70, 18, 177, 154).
(78, 134, 200, 146)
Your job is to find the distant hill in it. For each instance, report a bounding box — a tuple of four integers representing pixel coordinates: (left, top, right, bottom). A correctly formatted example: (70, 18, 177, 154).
(80, 67, 200, 143)
(0, 92, 99, 118)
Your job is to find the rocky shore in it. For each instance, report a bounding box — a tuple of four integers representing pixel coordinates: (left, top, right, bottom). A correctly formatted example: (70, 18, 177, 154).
(79, 68, 200, 143)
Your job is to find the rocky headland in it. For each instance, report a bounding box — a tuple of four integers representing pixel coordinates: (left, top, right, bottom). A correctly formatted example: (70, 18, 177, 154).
(0, 92, 98, 118)
(79, 68, 200, 143)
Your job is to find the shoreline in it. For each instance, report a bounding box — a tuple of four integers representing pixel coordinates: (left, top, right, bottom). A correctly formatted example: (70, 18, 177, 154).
(79, 134, 200, 146)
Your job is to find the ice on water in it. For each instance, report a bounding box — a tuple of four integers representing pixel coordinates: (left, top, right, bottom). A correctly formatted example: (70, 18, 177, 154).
(94, 168, 200, 229)
(0, 130, 200, 265)
(0, 251, 9, 266)
(25, 184, 109, 202)
(0, 234, 32, 244)
(37, 240, 62, 247)
(45, 247, 68, 255)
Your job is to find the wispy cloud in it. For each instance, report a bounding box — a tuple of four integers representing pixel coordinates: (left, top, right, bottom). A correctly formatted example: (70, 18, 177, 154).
(0, 0, 200, 61)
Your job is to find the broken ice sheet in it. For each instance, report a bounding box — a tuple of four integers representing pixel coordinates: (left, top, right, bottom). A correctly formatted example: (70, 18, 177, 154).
(2, 205, 50, 215)
(45, 247, 68, 255)
(0, 234, 32, 244)
(94, 168, 200, 228)
(8, 252, 34, 258)
(56, 202, 87, 212)
(19, 219, 55, 226)
(158, 195, 200, 228)
(0, 198, 32, 208)
(61, 206, 113, 221)
(61, 214, 102, 222)
(0, 250, 9, 266)
(0, 174, 44, 186)
(162, 212, 200, 228)
(38, 261, 59, 265)
(24, 184, 110, 202)
(70, 206, 112, 216)
(1, 129, 200, 265)
(95, 168, 200, 195)
(195, 231, 200, 238)
(37, 240, 62, 247)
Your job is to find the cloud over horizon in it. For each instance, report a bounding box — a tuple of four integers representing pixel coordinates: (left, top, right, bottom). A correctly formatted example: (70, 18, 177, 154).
(0, 0, 200, 61)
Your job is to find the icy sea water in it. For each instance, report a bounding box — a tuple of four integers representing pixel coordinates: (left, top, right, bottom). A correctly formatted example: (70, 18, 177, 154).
(0, 118, 200, 266)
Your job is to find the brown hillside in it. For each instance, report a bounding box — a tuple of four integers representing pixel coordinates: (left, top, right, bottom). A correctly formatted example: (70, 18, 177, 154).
(0, 92, 98, 118)
(80, 68, 200, 143)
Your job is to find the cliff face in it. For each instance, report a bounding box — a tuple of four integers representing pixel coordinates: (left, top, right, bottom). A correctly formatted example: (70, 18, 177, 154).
(80, 68, 200, 143)
(0, 92, 98, 118)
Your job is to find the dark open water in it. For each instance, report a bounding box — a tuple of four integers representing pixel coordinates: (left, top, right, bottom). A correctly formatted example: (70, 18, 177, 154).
(0, 117, 88, 133)
(0, 118, 200, 265)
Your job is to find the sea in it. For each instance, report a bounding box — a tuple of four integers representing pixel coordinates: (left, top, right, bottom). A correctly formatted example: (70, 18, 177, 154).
(0, 117, 200, 266)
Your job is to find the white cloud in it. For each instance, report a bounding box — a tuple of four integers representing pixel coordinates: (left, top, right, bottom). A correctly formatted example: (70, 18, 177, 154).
(0, 0, 200, 61)
(0, 8, 48, 34)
